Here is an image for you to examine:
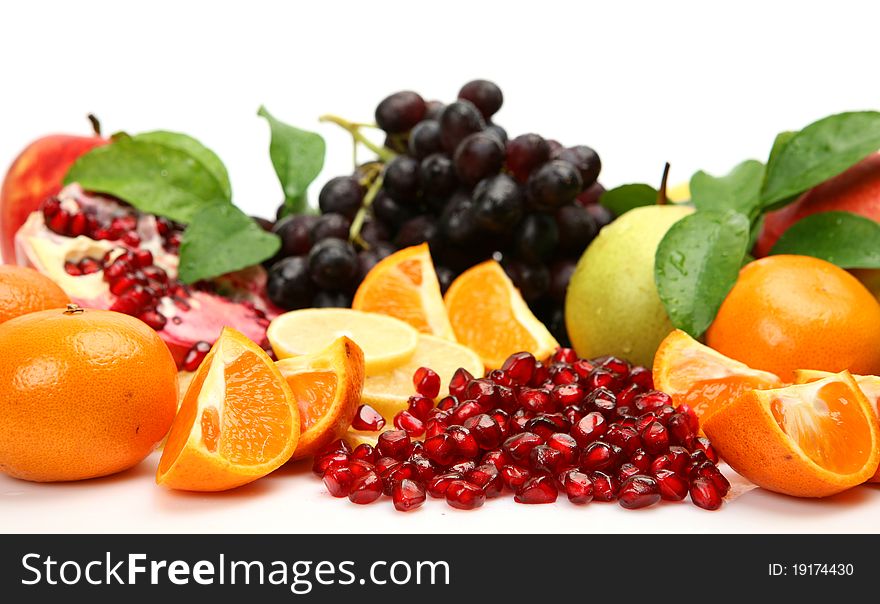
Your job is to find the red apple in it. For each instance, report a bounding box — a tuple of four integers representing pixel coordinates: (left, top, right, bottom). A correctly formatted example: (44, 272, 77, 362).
(0, 117, 107, 262)
(755, 152, 880, 257)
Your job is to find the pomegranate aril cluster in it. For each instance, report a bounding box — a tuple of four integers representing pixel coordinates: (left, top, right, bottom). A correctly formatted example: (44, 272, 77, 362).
(313, 350, 728, 512)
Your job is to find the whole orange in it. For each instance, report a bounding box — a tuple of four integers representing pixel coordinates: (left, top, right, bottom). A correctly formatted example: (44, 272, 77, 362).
(706, 255, 880, 381)
(0, 306, 178, 482)
(0, 264, 69, 324)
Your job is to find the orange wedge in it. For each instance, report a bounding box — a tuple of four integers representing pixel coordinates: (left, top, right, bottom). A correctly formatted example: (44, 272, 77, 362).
(352, 243, 456, 340)
(276, 336, 365, 460)
(703, 371, 880, 497)
(794, 369, 880, 483)
(654, 329, 783, 424)
(157, 328, 300, 491)
(444, 260, 558, 369)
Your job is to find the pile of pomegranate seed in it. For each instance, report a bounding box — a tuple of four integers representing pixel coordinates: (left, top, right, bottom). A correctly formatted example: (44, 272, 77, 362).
(313, 348, 729, 512)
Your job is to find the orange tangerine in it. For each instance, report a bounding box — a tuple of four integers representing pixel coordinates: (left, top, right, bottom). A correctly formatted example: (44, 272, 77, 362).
(0, 264, 69, 324)
(653, 329, 783, 424)
(703, 371, 879, 497)
(444, 260, 558, 369)
(157, 328, 299, 491)
(352, 243, 455, 340)
(276, 336, 365, 460)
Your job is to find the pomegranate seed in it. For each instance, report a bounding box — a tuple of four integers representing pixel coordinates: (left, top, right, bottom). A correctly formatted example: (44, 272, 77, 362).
(64, 261, 83, 276)
(490, 409, 510, 435)
(604, 424, 641, 456)
(445, 480, 485, 510)
(348, 471, 383, 504)
(616, 463, 641, 484)
(462, 414, 503, 449)
(618, 475, 661, 509)
(110, 275, 139, 296)
(381, 461, 418, 495)
(182, 341, 211, 372)
(552, 348, 577, 364)
(138, 310, 167, 330)
(408, 454, 437, 482)
(323, 465, 354, 497)
(572, 358, 594, 379)
(510, 408, 532, 433)
(667, 413, 695, 448)
(413, 367, 441, 398)
(628, 366, 654, 389)
(407, 395, 434, 421)
(376, 456, 400, 475)
(515, 475, 558, 504)
(109, 291, 143, 315)
(47, 210, 71, 235)
(466, 379, 498, 409)
(579, 441, 620, 472)
(377, 430, 411, 460)
(425, 413, 450, 438)
(689, 461, 731, 497)
(650, 454, 673, 475)
(451, 400, 482, 424)
(584, 387, 617, 414)
(600, 356, 631, 377)
(693, 437, 719, 463)
(529, 445, 563, 474)
(436, 395, 458, 412)
(79, 257, 101, 274)
(591, 471, 619, 501)
(448, 459, 476, 475)
(427, 472, 462, 498)
(517, 387, 553, 413)
(502, 352, 536, 385)
(617, 384, 641, 408)
(502, 432, 544, 464)
(571, 411, 607, 446)
(551, 383, 585, 406)
(394, 410, 425, 437)
(677, 404, 700, 432)
(392, 479, 426, 512)
(41, 196, 61, 218)
(447, 425, 479, 458)
(121, 231, 141, 247)
(352, 404, 385, 432)
(549, 364, 579, 385)
(312, 451, 349, 477)
(529, 361, 550, 386)
(654, 469, 688, 501)
(634, 390, 673, 413)
(131, 248, 153, 268)
(69, 212, 88, 236)
(103, 260, 130, 282)
(423, 433, 456, 466)
(480, 449, 511, 470)
(466, 463, 503, 497)
(546, 433, 578, 466)
(142, 265, 168, 283)
(667, 446, 691, 473)
(560, 469, 593, 504)
(448, 368, 474, 399)
(156, 217, 171, 235)
(562, 404, 584, 425)
(586, 368, 622, 393)
(690, 477, 722, 510)
(500, 465, 530, 490)
(640, 420, 670, 454)
(629, 449, 652, 473)
(351, 444, 378, 464)
(320, 439, 351, 455)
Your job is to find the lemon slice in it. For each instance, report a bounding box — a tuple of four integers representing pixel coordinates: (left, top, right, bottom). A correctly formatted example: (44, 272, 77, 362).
(267, 308, 418, 376)
(362, 334, 484, 419)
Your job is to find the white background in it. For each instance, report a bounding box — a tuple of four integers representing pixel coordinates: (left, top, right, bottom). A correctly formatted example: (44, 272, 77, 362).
(1, 0, 879, 532)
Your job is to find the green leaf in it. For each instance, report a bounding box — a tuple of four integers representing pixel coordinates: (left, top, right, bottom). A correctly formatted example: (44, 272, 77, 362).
(769, 211, 880, 268)
(689, 159, 765, 217)
(64, 136, 229, 223)
(134, 131, 232, 201)
(761, 111, 880, 208)
(600, 183, 658, 216)
(655, 209, 751, 338)
(767, 130, 796, 169)
(178, 204, 281, 283)
(258, 106, 325, 214)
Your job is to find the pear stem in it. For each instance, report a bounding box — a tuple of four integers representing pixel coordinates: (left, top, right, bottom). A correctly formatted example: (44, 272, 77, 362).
(657, 162, 671, 206)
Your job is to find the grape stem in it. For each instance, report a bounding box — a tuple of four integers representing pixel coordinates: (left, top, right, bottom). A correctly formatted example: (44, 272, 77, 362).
(656, 162, 671, 206)
(319, 114, 396, 163)
(349, 174, 384, 249)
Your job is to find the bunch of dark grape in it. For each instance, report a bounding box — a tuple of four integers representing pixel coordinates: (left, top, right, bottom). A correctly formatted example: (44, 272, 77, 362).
(264, 80, 614, 345)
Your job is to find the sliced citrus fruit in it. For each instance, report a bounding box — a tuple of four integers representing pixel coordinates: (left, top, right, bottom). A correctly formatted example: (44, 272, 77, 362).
(276, 336, 365, 460)
(703, 371, 880, 497)
(157, 328, 299, 491)
(653, 329, 783, 423)
(361, 333, 484, 419)
(267, 308, 418, 375)
(794, 369, 880, 483)
(352, 243, 455, 340)
(444, 260, 558, 369)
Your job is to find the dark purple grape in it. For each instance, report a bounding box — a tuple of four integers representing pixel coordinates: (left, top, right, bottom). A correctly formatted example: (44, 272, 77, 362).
(419, 153, 458, 201)
(252, 216, 274, 232)
(514, 213, 558, 263)
(359, 219, 390, 246)
(318, 176, 364, 220)
(439, 100, 486, 153)
(554, 145, 601, 189)
(357, 250, 380, 282)
(273, 214, 317, 257)
(383, 156, 421, 203)
(313, 290, 352, 308)
(484, 123, 508, 145)
(408, 120, 443, 160)
(307, 239, 358, 289)
(577, 182, 606, 206)
(439, 193, 478, 245)
(472, 174, 524, 232)
(584, 203, 615, 229)
(371, 191, 413, 228)
(373, 241, 397, 259)
(395, 215, 438, 248)
(506, 134, 550, 183)
(458, 79, 504, 120)
(375, 91, 426, 134)
(453, 133, 505, 186)
(311, 213, 351, 241)
(526, 160, 583, 211)
(384, 134, 408, 154)
(504, 260, 550, 302)
(556, 205, 599, 256)
(548, 258, 576, 302)
(267, 256, 314, 310)
(545, 139, 563, 155)
(425, 100, 446, 121)
(435, 265, 456, 294)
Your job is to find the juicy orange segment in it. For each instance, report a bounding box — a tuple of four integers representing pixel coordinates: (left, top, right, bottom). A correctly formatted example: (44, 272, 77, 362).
(352, 243, 455, 340)
(653, 329, 783, 423)
(157, 328, 300, 491)
(276, 336, 365, 460)
(444, 260, 558, 369)
(703, 371, 880, 497)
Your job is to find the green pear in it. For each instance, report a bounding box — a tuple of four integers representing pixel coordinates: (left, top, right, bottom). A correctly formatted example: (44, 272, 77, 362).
(565, 204, 694, 367)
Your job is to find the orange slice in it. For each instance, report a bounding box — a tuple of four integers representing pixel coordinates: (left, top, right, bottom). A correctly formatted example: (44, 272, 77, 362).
(794, 369, 880, 483)
(276, 336, 365, 460)
(444, 260, 558, 369)
(352, 243, 455, 340)
(654, 329, 783, 424)
(703, 371, 880, 497)
(157, 328, 300, 491)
